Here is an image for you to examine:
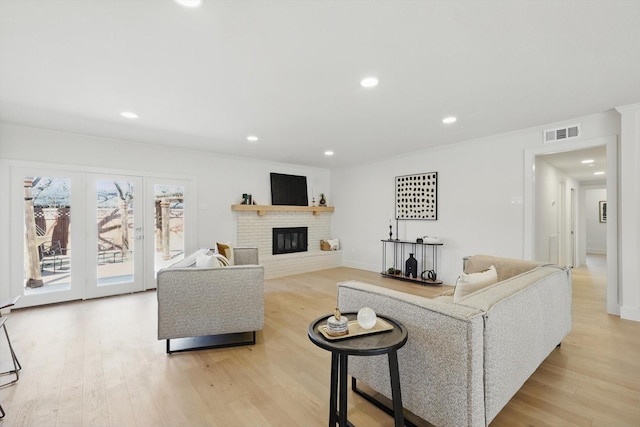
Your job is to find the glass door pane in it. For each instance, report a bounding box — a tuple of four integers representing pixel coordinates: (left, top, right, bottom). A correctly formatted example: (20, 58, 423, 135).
(11, 167, 84, 307)
(96, 180, 134, 285)
(153, 184, 185, 271)
(86, 174, 143, 298)
(24, 176, 72, 293)
(144, 177, 194, 290)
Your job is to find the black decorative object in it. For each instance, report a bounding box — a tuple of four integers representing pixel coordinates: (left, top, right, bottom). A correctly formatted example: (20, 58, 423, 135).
(405, 253, 417, 278)
(421, 270, 437, 281)
(395, 172, 438, 220)
(389, 224, 393, 240)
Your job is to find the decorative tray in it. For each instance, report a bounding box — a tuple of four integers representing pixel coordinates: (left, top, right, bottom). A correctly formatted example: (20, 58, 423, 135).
(319, 318, 394, 341)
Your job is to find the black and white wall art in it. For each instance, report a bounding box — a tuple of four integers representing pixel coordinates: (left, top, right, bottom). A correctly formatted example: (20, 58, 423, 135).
(395, 172, 438, 220)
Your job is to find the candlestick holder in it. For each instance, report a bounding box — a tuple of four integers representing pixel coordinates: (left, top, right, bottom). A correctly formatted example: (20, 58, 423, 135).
(388, 224, 393, 240)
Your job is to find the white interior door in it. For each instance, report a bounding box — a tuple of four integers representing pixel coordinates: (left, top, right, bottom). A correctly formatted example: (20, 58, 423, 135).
(85, 174, 144, 299)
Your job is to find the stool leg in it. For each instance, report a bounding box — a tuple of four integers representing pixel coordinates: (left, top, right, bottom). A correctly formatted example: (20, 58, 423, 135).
(388, 350, 405, 427)
(0, 323, 20, 386)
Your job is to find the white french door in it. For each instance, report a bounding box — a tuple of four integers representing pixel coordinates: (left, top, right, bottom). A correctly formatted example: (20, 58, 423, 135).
(85, 173, 144, 299)
(143, 177, 193, 290)
(11, 166, 85, 307)
(10, 162, 195, 308)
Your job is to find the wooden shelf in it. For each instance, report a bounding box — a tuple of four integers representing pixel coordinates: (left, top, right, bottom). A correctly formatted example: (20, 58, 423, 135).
(231, 204, 335, 216)
(381, 272, 443, 286)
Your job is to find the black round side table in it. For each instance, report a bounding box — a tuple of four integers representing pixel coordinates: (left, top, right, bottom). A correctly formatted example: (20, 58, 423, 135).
(308, 313, 408, 427)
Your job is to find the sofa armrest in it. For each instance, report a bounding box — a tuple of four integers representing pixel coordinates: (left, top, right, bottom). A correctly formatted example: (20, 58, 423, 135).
(337, 281, 486, 427)
(157, 265, 264, 340)
(458, 266, 571, 423)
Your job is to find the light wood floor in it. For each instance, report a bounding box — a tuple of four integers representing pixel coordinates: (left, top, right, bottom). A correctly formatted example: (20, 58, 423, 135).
(0, 257, 638, 426)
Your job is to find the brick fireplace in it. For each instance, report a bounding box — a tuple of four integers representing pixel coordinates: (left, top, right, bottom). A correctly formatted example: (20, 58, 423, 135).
(233, 205, 341, 279)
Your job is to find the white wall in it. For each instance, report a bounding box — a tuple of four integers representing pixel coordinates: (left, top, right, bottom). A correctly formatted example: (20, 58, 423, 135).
(331, 111, 620, 285)
(0, 123, 331, 301)
(584, 187, 607, 254)
(534, 158, 560, 263)
(2, 105, 639, 322)
(0, 123, 331, 243)
(616, 103, 640, 322)
(533, 158, 581, 266)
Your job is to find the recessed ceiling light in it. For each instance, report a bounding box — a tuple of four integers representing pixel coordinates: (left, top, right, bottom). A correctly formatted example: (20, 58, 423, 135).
(120, 111, 138, 119)
(594, 171, 605, 175)
(581, 159, 594, 164)
(246, 135, 258, 142)
(174, 0, 202, 8)
(324, 151, 334, 156)
(360, 77, 379, 88)
(442, 116, 457, 124)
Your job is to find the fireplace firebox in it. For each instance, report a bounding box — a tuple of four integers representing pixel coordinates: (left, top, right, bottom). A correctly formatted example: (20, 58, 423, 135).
(272, 227, 308, 255)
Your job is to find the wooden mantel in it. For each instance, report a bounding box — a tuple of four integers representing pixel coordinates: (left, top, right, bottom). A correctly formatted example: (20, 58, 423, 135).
(231, 204, 335, 216)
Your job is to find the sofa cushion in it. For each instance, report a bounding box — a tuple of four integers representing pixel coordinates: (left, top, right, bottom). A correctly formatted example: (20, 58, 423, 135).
(464, 254, 541, 282)
(453, 265, 497, 302)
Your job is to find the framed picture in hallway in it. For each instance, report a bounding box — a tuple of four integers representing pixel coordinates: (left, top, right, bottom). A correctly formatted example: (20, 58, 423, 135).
(599, 200, 607, 223)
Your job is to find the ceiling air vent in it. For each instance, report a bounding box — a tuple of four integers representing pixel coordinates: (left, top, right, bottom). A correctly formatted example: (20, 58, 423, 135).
(544, 124, 581, 143)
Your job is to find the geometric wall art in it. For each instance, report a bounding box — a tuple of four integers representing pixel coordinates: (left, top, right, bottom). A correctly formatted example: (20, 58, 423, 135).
(395, 172, 438, 220)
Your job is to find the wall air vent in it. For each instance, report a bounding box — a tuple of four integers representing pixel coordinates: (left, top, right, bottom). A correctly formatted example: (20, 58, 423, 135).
(544, 124, 581, 143)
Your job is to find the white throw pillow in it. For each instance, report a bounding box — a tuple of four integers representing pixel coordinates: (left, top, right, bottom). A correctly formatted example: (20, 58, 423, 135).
(169, 248, 212, 268)
(214, 253, 230, 266)
(453, 265, 498, 302)
(327, 238, 340, 250)
(196, 253, 221, 268)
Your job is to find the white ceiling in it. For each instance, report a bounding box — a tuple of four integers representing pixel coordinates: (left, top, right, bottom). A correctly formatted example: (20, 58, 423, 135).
(538, 145, 607, 184)
(1, 1, 639, 169)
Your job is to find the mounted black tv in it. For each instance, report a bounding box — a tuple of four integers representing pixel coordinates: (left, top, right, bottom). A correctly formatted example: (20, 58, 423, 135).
(270, 173, 308, 206)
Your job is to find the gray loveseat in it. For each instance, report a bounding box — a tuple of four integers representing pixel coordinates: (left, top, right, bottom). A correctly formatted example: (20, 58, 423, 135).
(157, 247, 264, 353)
(338, 254, 572, 427)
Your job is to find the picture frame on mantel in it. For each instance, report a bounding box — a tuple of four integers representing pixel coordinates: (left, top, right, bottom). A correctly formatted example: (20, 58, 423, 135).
(599, 200, 607, 223)
(395, 172, 438, 220)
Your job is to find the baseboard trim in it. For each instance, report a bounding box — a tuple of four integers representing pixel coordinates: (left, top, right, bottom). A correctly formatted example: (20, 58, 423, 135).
(620, 306, 640, 322)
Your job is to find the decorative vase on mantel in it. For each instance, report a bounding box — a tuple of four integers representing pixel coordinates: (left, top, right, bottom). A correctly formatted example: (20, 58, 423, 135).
(319, 193, 327, 207)
(405, 253, 417, 278)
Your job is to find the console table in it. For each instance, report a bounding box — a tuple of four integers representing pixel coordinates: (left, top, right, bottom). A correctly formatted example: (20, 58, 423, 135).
(381, 239, 443, 285)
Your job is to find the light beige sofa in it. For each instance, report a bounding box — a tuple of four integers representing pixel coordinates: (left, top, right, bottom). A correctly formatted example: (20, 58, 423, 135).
(157, 247, 264, 353)
(338, 255, 571, 427)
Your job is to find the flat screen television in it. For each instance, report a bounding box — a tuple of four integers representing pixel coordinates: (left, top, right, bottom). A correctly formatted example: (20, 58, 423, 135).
(270, 173, 308, 206)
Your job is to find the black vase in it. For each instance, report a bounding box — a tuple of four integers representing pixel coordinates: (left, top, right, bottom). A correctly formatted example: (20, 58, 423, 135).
(405, 253, 417, 278)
